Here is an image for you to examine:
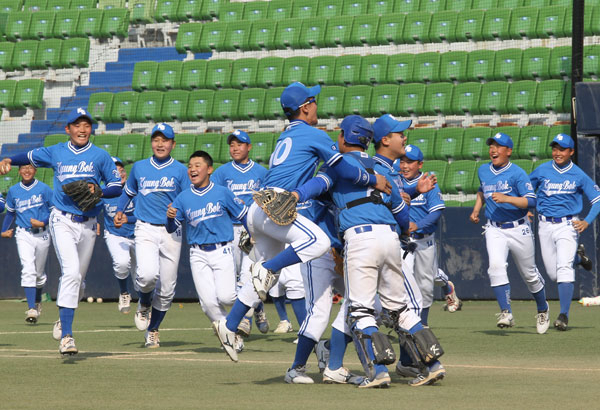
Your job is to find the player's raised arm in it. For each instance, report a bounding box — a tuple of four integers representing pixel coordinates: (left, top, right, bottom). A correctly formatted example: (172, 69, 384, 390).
(470, 191, 484, 223)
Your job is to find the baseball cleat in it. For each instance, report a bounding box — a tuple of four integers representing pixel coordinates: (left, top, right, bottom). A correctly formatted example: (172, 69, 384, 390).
(59, 335, 78, 356)
(284, 366, 314, 384)
(578, 296, 600, 307)
(234, 334, 245, 353)
(237, 317, 252, 338)
(25, 308, 39, 324)
(409, 362, 445, 387)
(358, 371, 391, 389)
(496, 310, 515, 328)
(118, 293, 131, 314)
(576, 244, 593, 271)
(536, 306, 550, 334)
(145, 330, 160, 348)
(323, 366, 364, 385)
(212, 319, 238, 362)
(554, 313, 569, 331)
(52, 320, 62, 341)
(254, 308, 270, 334)
(134, 303, 152, 331)
(251, 262, 279, 302)
(314, 340, 330, 373)
(444, 281, 462, 313)
(274, 320, 293, 334)
(395, 363, 420, 378)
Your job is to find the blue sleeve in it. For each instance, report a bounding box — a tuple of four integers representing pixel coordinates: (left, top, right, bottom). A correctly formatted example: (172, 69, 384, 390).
(332, 157, 377, 186)
(44, 185, 53, 210)
(225, 189, 248, 221)
(1, 211, 15, 231)
(27, 146, 54, 168)
(404, 184, 419, 199)
(116, 191, 133, 213)
(294, 174, 332, 203)
(527, 197, 536, 208)
(314, 131, 343, 167)
(416, 210, 442, 234)
(171, 194, 186, 222)
(528, 168, 540, 191)
(514, 169, 536, 199)
(9, 152, 32, 166)
(584, 201, 600, 224)
(580, 172, 600, 207)
(390, 177, 409, 231)
(4, 189, 14, 213)
(211, 166, 224, 186)
(166, 217, 180, 233)
(102, 185, 122, 199)
(394, 208, 409, 232)
(123, 163, 139, 197)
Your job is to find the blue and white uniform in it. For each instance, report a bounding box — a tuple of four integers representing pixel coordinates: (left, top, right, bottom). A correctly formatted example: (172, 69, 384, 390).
(102, 193, 136, 286)
(170, 182, 248, 322)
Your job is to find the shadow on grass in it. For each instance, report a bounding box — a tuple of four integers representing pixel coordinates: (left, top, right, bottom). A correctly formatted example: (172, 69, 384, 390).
(60, 350, 123, 364)
(252, 375, 288, 385)
(475, 329, 533, 336)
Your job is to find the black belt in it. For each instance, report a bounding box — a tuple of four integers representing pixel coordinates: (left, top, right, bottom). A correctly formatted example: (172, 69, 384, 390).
(491, 218, 526, 229)
(24, 226, 47, 234)
(539, 215, 573, 224)
(140, 220, 165, 227)
(191, 242, 228, 251)
(61, 211, 90, 223)
(411, 232, 430, 239)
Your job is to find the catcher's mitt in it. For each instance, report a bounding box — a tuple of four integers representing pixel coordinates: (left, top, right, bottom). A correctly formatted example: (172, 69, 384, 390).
(238, 229, 253, 254)
(252, 189, 298, 226)
(62, 180, 102, 212)
(331, 247, 344, 277)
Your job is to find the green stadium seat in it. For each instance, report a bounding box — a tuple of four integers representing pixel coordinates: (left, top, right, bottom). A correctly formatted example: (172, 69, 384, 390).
(238, 88, 266, 120)
(395, 0, 420, 13)
(94, 134, 120, 157)
(333, 55, 362, 86)
(197, 21, 228, 52)
(535, 79, 566, 113)
(282, 56, 310, 86)
(5, 13, 31, 42)
(156, 60, 182, 91)
(517, 125, 550, 160)
(230, 58, 258, 90)
(536, 6, 567, 38)
(482, 8, 511, 40)
(196, 134, 223, 162)
(421, 0, 447, 12)
(39, 168, 55, 189)
(494, 48, 523, 81)
(298, 17, 328, 48)
(506, 80, 538, 114)
(134, 91, 164, 122)
(343, 0, 369, 16)
(0, 80, 17, 109)
(420, 161, 447, 185)
(429, 10, 458, 43)
(268, 0, 293, 20)
(317, 0, 343, 17)
(509, 7, 539, 39)
(256, 56, 284, 88)
(205, 59, 233, 90)
(274, 18, 303, 49)
(479, 81, 509, 115)
(44, 133, 69, 147)
(462, 127, 491, 160)
(243, 1, 269, 20)
(75, 9, 104, 38)
(99, 0, 126, 10)
(11, 40, 39, 70)
(361, 54, 389, 85)
(434, 128, 464, 161)
(162, 90, 191, 121)
(351, 15, 380, 46)
(397, 83, 426, 116)
(549, 46, 571, 78)
(176, 0, 202, 21)
(445, 160, 478, 194)
(370, 85, 400, 116)
(61, 38, 90, 68)
(455, 9, 485, 42)
(35, 38, 63, 69)
(110, 91, 139, 123)
(0, 43, 15, 71)
(118, 134, 146, 164)
(511, 159, 534, 174)
(588, 4, 600, 36)
(584, 45, 600, 77)
(132, 61, 159, 91)
(522, 47, 551, 80)
(130, 0, 155, 24)
(402, 11, 432, 44)
(292, 0, 318, 19)
(88, 92, 115, 123)
(187, 89, 215, 121)
(471, 0, 499, 9)
(466, 49, 495, 82)
(248, 133, 274, 164)
(175, 23, 203, 53)
(71, 0, 96, 10)
(549, 124, 569, 138)
(368, 0, 395, 15)
(201, 0, 225, 19)
(23, 0, 47, 13)
(343, 86, 372, 116)
(212, 89, 240, 121)
(446, 0, 473, 11)
(180, 59, 207, 90)
(493, 126, 521, 150)
(413, 52, 441, 83)
(101, 8, 130, 38)
(423, 82, 454, 116)
(325, 16, 354, 47)
(452, 82, 482, 115)
(53, 10, 80, 39)
(219, 2, 244, 22)
(439, 51, 468, 82)
(170, 134, 196, 162)
(317, 86, 346, 118)
(222, 21, 251, 51)
(376, 13, 406, 45)
(263, 87, 285, 120)
(0, 0, 23, 13)
(0, 168, 20, 195)
(406, 129, 436, 160)
(28, 11, 55, 40)
(308, 55, 337, 85)
(14, 79, 44, 109)
(248, 19, 277, 50)
(502, 0, 525, 6)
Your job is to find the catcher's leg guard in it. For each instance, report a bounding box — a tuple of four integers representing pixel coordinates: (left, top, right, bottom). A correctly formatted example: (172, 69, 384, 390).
(396, 327, 444, 375)
(396, 330, 428, 375)
(347, 306, 377, 379)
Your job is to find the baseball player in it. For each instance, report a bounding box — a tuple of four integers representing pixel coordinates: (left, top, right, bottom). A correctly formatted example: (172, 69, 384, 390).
(213, 83, 391, 362)
(529, 133, 600, 331)
(167, 150, 248, 351)
(1, 164, 53, 324)
(99, 156, 137, 314)
(114, 123, 188, 348)
(470, 132, 550, 334)
(293, 115, 446, 388)
(0, 107, 122, 355)
(211, 130, 269, 336)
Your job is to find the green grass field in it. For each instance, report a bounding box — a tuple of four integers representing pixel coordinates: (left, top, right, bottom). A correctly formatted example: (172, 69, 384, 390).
(0, 299, 598, 410)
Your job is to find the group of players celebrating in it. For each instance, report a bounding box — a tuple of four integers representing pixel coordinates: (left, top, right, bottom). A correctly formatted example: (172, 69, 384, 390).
(0, 81, 597, 389)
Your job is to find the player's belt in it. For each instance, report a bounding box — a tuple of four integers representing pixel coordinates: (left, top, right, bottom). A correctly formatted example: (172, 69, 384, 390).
(139, 219, 165, 227)
(410, 232, 431, 239)
(61, 211, 90, 223)
(539, 215, 573, 223)
(191, 242, 228, 251)
(491, 218, 526, 229)
(353, 224, 394, 234)
(25, 226, 47, 234)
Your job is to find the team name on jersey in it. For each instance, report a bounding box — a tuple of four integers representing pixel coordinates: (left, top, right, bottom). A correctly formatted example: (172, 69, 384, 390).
(185, 202, 224, 226)
(411, 193, 426, 206)
(226, 179, 261, 195)
(541, 179, 577, 195)
(56, 161, 96, 181)
(139, 176, 177, 195)
(14, 194, 45, 212)
(482, 180, 512, 196)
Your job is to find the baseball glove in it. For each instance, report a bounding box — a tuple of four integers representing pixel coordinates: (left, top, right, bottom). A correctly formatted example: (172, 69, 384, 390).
(331, 247, 344, 276)
(238, 229, 253, 254)
(62, 180, 102, 212)
(252, 189, 298, 226)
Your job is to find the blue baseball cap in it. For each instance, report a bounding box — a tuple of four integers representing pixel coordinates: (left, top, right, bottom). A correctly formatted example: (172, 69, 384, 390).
(280, 82, 321, 112)
(151, 123, 175, 139)
(111, 156, 124, 166)
(403, 144, 424, 161)
(372, 114, 412, 142)
(67, 107, 93, 125)
(550, 133, 574, 149)
(227, 129, 251, 144)
(339, 115, 373, 150)
(486, 132, 513, 148)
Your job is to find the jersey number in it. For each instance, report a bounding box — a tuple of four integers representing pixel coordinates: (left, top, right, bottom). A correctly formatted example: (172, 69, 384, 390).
(521, 227, 530, 235)
(270, 138, 293, 167)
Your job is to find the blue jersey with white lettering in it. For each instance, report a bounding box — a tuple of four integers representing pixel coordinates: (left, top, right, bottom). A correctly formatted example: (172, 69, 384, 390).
(0, 193, 5, 212)
(401, 173, 445, 234)
(102, 194, 135, 238)
(300, 198, 342, 250)
(5, 179, 53, 228)
(27, 141, 120, 216)
(211, 159, 267, 223)
(477, 161, 536, 222)
(171, 182, 248, 245)
(318, 151, 407, 233)
(263, 120, 342, 190)
(529, 160, 600, 217)
(124, 156, 188, 225)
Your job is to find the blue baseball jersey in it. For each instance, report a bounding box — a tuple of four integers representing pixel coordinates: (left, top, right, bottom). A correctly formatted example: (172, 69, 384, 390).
(211, 159, 268, 223)
(124, 156, 189, 225)
(477, 162, 536, 222)
(171, 181, 248, 245)
(5, 179, 53, 228)
(27, 141, 120, 216)
(0, 193, 5, 212)
(102, 194, 135, 238)
(300, 198, 342, 250)
(529, 160, 600, 217)
(263, 120, 342, 190)
(401, 173, 445, 234)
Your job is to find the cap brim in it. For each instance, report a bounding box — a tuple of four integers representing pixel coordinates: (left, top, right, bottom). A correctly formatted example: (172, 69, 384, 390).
(389, 119, 412, 133)
(308, 84, 321, 98)
(549, 141, 572, 148)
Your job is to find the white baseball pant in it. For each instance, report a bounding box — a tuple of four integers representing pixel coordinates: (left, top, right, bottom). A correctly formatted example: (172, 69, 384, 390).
(269, 261, 305, 299)
(15, 227, 50, 288)
(538, 218, 578, 283)
(403, 234, 438, 309)
(104, 231, 136, 281)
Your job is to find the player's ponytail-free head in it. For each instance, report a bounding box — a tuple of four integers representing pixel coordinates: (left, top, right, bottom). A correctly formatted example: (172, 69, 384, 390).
(189, 150, 213, 167)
